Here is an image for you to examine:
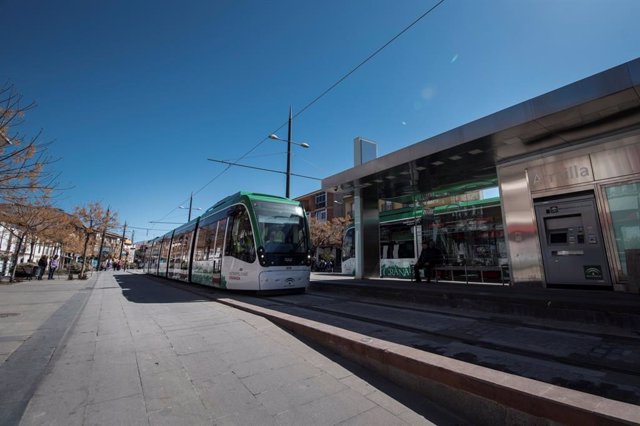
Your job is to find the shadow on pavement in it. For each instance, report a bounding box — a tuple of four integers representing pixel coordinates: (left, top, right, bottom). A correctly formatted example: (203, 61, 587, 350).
(113, 274, 213, 304)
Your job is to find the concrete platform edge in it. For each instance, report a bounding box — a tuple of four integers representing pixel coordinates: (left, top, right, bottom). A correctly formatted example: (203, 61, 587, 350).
(215, 297, 640, 426)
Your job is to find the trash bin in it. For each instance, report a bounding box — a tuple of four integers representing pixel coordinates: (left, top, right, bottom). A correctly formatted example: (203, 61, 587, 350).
(625, 249, 640, 294)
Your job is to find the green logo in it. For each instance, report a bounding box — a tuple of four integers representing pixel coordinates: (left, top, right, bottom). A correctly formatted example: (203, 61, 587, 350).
(381, 264, 412, 278)
(584, 265, 603, 280)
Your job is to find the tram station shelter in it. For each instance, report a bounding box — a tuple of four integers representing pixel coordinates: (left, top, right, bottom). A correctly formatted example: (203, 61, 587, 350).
(322, 58, 640, 293)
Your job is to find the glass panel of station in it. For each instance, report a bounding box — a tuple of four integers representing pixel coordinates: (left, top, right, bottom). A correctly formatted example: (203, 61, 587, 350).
(604, 181, 640, 281)
(420, 184, 508, 284)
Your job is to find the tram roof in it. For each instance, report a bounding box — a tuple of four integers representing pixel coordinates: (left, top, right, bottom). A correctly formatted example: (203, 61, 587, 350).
(322, 58, 640, 203)
(153, 192, 301, 241)
(204, 191, 300, 214)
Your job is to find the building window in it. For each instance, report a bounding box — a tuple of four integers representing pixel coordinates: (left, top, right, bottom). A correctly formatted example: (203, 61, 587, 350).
(315, 209, 327, 222)
(315, 192, 326, 209)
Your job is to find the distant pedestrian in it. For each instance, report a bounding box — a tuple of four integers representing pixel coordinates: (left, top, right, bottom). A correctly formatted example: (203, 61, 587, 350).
(48, 255, 59, 279)
(37, 255, 48, 280)
(414, 240, 443, 283)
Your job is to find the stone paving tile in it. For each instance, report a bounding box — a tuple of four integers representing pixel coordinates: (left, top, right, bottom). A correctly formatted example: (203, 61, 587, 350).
(0, 340, 23, 358)
(241, 361, 324, 396)
(64, 330, 98, 347)
(195, 371, 263, 417)
(20, 389, 87, 426)
(88, 359, 142, 404)
(400, 410, 440, 426)
(177, 350, 232, 382)
(229, 351, 300, 379)
(256, 371, 348, 416)
(273, 388, 377, 426)
(147, 409, 211, 426)
(132, 332, 174, 352)
(339, 374, 377, 396)
(215, 405, 277, 426)
(304, 354, 354, 381)
(129, 321, 164, 337)
(139, 368, 202, 411)
(200, 326, 241, 346)
(168, 333, 212, 355)
(137, 348, 184, 375)
(365, 389, 417, 417)
(95, 334, 136, 356)
(34, 359, 93, 394)
(84, 394, 148, 426)
(337, 406, 412, 425)
(216, 339, 281, 366)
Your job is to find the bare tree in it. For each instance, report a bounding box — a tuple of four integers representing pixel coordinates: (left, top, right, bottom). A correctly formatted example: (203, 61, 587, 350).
(309, 216, 350, 255)
(39, 210, 85, 266)
(74, 202, 118, 277)
(0, 196, 64, 281)
(0, 83, 57, 202)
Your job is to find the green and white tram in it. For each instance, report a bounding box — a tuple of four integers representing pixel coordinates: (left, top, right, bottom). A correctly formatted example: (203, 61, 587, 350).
(146, 192, 311, 292)
(341, 206, 422, 279)
(341, 191, 506, 282)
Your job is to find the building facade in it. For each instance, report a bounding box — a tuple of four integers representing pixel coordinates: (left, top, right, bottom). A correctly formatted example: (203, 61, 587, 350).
(0, 223, 64, 276)
(295, 190, 343, 223)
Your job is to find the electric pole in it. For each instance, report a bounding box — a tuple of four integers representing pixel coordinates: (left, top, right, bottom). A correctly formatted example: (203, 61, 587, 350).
(118, 222, 127, 261)
(97, 207, 110, 271)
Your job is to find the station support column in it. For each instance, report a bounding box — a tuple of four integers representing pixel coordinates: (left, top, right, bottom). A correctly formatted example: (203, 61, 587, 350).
(354, 186, 380, 279)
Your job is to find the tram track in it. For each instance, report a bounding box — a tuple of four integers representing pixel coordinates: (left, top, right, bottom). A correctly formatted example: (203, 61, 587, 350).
(256, 291, 640, 404)
(296, 290, 640, 342)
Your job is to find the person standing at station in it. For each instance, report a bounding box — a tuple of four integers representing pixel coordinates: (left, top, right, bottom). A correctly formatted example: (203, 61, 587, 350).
(48, 255, 59, 279)
(37, 255, 48, 280)
(414, 239, 443, 283)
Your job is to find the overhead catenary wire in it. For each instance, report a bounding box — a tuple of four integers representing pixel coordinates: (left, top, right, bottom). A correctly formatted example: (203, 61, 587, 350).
(152, 0, 447, 227)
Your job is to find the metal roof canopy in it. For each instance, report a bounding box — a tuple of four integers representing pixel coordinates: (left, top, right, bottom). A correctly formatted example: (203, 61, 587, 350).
(322, 58, 640, 202)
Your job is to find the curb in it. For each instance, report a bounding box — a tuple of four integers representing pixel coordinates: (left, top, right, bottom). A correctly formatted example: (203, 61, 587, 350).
(215, 297, 640, 426)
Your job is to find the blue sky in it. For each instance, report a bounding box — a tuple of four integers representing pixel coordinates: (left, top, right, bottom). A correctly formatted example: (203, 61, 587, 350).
(2, 0, 639, 240)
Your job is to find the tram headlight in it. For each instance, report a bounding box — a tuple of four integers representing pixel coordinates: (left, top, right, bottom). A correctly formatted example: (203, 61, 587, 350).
(257, 246, 267, 267)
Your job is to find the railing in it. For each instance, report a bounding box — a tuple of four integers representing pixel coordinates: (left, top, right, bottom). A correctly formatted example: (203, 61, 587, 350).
(434, 265, 510, 285)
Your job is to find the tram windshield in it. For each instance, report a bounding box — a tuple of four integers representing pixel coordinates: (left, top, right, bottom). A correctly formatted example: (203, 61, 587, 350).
(254, 201, 308, 254)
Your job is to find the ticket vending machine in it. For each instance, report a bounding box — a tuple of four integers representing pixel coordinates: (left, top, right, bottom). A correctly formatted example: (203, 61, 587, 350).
(534, 193, 611, 287)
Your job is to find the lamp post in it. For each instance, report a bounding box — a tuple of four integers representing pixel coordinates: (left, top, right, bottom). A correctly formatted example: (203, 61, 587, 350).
(269, 106, 310, 198)
(179, 192, 202, 222)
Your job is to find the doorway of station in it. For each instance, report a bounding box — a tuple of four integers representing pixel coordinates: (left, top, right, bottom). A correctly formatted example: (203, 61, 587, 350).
(534, 192, 612, 288)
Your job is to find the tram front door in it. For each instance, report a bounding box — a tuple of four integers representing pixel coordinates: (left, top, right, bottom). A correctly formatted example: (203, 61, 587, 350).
(534, 192, 611, 287)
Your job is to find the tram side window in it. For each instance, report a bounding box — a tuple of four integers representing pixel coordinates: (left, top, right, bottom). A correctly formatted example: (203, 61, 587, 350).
(213, 218, 227, 273)
(226, 207, 256, 263)
(194, 222, 215, 263)
(181, 231, 194, 270)
(170, 235, 183, 271)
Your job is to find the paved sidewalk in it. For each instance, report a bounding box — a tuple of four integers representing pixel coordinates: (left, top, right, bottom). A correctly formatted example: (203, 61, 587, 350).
(0, 274, 92, 365)
(1, 271, 462, 425)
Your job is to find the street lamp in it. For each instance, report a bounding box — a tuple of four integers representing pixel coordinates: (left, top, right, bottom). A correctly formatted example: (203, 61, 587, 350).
(178, 192, 201, 222)
(268, 106, 310, 198)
